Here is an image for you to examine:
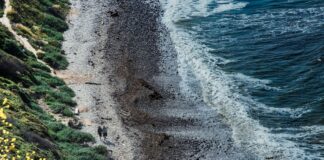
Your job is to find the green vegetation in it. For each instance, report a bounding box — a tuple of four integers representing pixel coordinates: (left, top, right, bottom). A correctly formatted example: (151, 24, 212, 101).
(0, 0, 3, 17)
(7, 0, 71, 69)
(58, 143, 109, 160)
(0, 88, 108, 159)
(0, 1, 110, 159)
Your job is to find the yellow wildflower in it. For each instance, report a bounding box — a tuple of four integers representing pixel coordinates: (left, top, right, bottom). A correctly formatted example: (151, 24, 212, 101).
(0, 108, 6, 120)
(2, 98, 8, 105)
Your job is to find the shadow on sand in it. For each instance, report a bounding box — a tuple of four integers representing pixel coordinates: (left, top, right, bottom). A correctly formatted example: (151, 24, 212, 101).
(101, 139, 115, 146)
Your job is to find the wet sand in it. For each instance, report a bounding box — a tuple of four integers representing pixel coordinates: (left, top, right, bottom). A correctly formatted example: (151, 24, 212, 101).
(61, 0, 256, 159)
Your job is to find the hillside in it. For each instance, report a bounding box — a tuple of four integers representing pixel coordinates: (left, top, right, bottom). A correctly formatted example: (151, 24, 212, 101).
(0, 0, 109, 159)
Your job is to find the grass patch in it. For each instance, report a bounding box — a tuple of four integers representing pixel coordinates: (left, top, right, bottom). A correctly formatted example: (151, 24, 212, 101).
(34, 70, 65, 87)
(7, 0, 70, 69)
(56, 128, 95, 143)
(58, 85, 76, 97)
(30, 83, 77, 116)
(46, 121, 94, 143)
(42, 51, 68, 69)
(0, 0, 4, 17)
(59, 143, 108, 160)
(30, 70, 76, 116)
(45, 91, 77, 107)
(25, 57, 52, 72)
(0, 24, 35, 60)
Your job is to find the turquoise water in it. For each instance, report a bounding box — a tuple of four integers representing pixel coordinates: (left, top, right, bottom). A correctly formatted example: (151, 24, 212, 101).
(160, 0, 324, 159)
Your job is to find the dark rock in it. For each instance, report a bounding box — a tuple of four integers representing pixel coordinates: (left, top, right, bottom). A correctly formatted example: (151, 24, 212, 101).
(108, 10, 119, 17)
(22, 131, 61, 159)
(149, 91, 162, 100)
(137, 79, 163, 100)
(68, 118, 83, 129)
(85, 82, 102, 85)
(0, 50, 37, 86)
(158, 133, 170, 146)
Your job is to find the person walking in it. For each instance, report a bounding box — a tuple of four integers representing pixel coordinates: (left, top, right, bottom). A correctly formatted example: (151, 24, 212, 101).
(97, 126, 103, 140)
(102, 126, 108, 140)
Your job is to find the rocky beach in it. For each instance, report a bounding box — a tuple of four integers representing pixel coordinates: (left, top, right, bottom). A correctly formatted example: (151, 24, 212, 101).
(60, 0, 256, 159)
(0, 0, 321, 159)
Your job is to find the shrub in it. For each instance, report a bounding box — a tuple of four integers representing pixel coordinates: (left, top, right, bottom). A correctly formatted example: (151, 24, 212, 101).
(30, 85, 51, 97)
(47, 122, 65, 132)
(59, 143, 108, 160)
(34, 70, 65, 87)
(46, 91, 76, 107)
(58, 85, 75, 97)
(25, 57, 51, 72)
(16, 23, 37, 38)
(42, 14, 68, 32)
(0, 1, 4, 17)
(46, 102, 66, 114)
(93, 145, 109, 156)
(56, 128, 95, 143)
(42, 51, 68, 69)
(28, 102, 44, 112)
(42, 27, 64, 41)
(2, 39, 28, 59)
(62, 107, 73, 117)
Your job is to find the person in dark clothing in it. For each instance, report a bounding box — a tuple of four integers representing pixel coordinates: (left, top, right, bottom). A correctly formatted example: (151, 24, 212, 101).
(98, 126, 103, 140)
(102, 126, 108, 139)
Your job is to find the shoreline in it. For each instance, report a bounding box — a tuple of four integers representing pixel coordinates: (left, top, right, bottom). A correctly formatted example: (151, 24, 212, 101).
(60, 0, 256, 159)
(111, 0, 256, 159)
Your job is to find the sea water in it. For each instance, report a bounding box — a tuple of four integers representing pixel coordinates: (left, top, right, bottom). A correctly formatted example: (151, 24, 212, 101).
(159, 0, 324, 159)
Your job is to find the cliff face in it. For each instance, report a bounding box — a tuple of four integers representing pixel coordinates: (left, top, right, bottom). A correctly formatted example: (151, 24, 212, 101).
(0, 1, 108, 159)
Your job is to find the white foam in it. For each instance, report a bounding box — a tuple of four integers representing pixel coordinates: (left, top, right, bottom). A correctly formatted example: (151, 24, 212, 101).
(212, 2, 248, 13)
(160, 0, 247, 22)
(232, 7, 324, 36)
(172, 29, 307, 159)
(229, 73, 281, 91)
(159, 0, 315, 159)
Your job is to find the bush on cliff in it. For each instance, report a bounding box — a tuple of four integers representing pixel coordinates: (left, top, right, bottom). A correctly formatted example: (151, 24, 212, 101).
(7, 0, 70, 69)
(0, 0, 3, 17)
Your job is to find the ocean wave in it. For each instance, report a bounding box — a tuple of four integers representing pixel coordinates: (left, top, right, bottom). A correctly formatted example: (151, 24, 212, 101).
(212, 1, 247, 13)
(159, 0, 317, 159)
(213, 7, 324, 38)
(229, 73, 281, 91)
(160, 0, 247, 22)
(168, 28, 307, 159)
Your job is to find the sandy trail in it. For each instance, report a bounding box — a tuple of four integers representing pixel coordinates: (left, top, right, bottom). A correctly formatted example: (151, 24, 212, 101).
(58, 0, 135, 159)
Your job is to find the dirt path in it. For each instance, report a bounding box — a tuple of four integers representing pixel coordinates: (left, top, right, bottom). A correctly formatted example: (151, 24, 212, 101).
(58, 0, 135, 159)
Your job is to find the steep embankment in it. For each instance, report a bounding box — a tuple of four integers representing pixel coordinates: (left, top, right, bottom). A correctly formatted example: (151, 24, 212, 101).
(0, 0, 109, 159)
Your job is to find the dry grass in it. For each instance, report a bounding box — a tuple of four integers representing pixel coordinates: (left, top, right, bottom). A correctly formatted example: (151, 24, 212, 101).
(16, 23, 37, 38)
